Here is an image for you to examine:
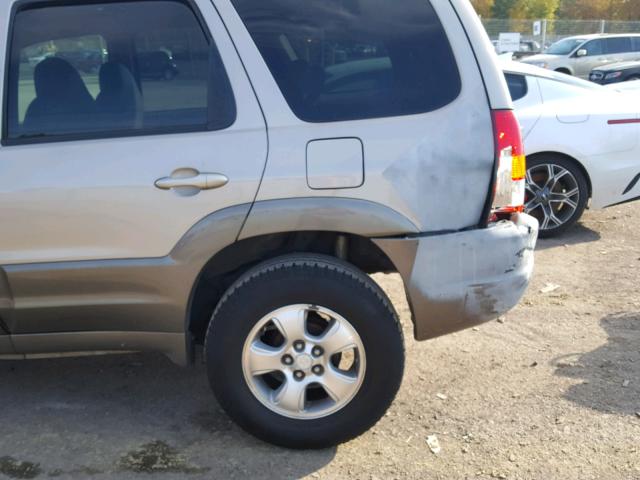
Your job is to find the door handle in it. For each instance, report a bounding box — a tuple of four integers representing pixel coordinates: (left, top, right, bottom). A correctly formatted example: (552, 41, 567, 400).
(155, 173, 228, 191)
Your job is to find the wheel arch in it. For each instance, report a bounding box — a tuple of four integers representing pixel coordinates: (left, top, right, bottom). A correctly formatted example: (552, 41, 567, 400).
(174, 198, 419, 363)
(555, 67, 572, 75)
(186, 230, 400, 350)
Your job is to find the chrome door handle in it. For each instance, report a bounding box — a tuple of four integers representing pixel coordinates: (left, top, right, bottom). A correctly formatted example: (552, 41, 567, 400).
(154, 173, 228, 191)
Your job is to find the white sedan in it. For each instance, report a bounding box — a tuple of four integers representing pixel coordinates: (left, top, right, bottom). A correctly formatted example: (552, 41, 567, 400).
(503, 61, 640, 237)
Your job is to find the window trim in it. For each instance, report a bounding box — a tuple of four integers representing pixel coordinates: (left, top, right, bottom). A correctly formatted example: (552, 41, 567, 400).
(1, 0, 237, 147)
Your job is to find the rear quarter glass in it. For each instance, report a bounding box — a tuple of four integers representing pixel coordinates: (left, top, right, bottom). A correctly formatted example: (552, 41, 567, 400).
(229, 0, 461, 122)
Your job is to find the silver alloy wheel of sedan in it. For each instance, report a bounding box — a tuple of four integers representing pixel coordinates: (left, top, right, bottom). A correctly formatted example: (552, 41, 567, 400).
(525, 163, 580, 231)
(242, 304, 366, 420)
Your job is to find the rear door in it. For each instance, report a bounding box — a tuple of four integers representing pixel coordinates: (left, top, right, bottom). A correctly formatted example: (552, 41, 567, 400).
(0, 0, 266, 332)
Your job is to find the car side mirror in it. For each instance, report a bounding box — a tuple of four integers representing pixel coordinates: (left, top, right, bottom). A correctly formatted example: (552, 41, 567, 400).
(576, 49, 587, 57)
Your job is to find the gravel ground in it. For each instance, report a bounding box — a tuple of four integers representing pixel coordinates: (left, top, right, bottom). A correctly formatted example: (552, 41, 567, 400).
(1, 204, 639, 480)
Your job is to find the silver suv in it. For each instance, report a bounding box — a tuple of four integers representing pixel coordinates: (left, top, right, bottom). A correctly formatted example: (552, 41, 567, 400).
(523, 34, 640, 78)
(0, 0, 538, 448)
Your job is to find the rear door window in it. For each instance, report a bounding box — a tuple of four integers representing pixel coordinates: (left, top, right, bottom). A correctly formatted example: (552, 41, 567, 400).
(5, 0, 235, 143)
(230, 0, 461, 123)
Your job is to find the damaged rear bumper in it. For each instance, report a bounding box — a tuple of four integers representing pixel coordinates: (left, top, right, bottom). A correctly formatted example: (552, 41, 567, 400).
(374, 213, 539, 340)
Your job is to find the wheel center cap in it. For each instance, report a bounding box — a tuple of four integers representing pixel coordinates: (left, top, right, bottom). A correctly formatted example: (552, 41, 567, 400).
(295, 354, 313, 371)
(536, 188, 550, 204)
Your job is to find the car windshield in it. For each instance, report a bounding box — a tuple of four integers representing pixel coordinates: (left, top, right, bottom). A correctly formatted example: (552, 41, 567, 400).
(546, 38, 585, 55)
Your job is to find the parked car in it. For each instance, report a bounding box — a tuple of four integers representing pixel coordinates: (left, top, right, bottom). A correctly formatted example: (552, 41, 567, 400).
(0, 0, 538, 448)
(522, 34, 640, 79)
(503, 61, 640, 236)
(137, 50, 179, 80)
(492, 39, 541, 59)
(513, 40, 542, 60)
(589, 60, 640, 84)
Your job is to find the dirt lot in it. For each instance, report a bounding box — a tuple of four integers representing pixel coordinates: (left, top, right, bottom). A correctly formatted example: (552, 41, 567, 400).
(1, 204, 639, 480)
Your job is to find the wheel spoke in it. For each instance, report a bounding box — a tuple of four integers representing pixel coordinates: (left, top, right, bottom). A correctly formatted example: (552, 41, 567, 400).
(525, 169, 536, 187)
(541, 211, 550, 230)
(273, 377, 307, 413)
(563, 187, 579, 198)
(526, 179, 540, 195)
(525, 197, 540, 211)
(319, 320, 357, 355)
(544, 204, 563, 227)
(543, 164, 555, 189)
(540, 204, 561, 230)
(548, 168, 570, 190)
(550, 194, 578, 210)
(272, 306, 308, 343)
(247, 342, 284, 375)
(321, 367, 358, 403)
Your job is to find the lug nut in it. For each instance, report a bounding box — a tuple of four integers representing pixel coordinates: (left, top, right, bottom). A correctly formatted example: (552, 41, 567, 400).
(312, 346, 324, 357)
(293, 370, 305, 381)
(312, 365, 324, 376)
(281, 354, 294, 366)
(293, 340, 305, 352)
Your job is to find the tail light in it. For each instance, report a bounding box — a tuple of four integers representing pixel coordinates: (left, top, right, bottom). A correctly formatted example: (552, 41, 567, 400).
(490, 110, 526, 220)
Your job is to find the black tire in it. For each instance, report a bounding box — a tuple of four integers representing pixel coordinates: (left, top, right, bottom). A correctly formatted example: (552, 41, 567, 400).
(525, 155, 589, 238)
(204, 254, 404, 449)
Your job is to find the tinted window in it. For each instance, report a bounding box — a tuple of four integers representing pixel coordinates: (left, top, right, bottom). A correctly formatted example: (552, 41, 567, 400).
(231, 0, 461, 123)
(606, 37, 632, 54)
(6, 1, 235, 142)
(583, 39, 604, 56)
(505, 73, 528, 102)
(633, 38, 640, 52)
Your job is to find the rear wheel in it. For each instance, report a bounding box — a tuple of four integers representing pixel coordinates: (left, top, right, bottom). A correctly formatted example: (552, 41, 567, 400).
(204, 254, 404, 449)
(525, 155, 589, 238)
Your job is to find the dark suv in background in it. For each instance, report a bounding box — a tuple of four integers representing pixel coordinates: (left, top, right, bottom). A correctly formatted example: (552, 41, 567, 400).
(590, 60, 640, 84)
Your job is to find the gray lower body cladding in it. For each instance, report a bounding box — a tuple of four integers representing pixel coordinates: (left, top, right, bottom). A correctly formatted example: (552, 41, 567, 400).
(0, 204, 253, 364)
(375, 213, 539, 340)
(0, 198, 419, 363)
(0, 198, 537, 361)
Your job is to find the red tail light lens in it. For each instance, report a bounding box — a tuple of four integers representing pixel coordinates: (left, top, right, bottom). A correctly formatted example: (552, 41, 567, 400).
(491, 110, 526, 218)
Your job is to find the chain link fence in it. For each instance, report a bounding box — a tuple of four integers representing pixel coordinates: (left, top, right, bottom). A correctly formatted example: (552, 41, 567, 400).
(482, 18, 640, 53)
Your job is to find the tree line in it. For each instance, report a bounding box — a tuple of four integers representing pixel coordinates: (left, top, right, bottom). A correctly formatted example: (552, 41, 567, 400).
(471, 0, 640, 20)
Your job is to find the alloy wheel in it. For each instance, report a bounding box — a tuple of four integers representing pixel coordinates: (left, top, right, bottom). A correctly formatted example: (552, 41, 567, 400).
(242, 304, 366, 420)
(525, 163, 580, 231)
